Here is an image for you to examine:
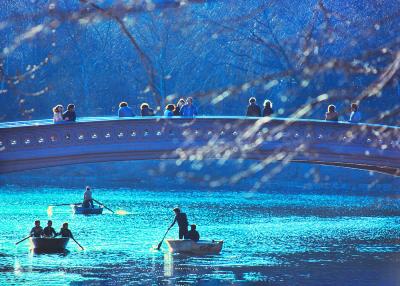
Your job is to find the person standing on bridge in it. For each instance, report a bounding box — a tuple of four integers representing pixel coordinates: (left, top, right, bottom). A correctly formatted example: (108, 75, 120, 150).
(141, 103, 155, 116)
(83, 186, 94, 208)
(164, 104, 175, 117)
(174, 98, 185, 116)
(246, 97, 261, 117)
(170, 207, 189, 239)
(325, 104, 339, 121)
(118, 102, 135, 117)
(53, 105, 64, 124)
(349, 103, 361, 123)
(180, 97, 198, 117)
(63, 104, 76, 122)
(262, 100, 274, 117)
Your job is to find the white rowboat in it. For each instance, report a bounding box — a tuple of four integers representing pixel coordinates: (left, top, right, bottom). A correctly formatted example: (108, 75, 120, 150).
(166, 239, 223, 254)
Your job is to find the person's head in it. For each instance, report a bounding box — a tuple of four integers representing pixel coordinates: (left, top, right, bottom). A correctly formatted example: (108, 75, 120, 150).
(141, 103, 149, 110)
(186, 97, 193, 105)
(351, 103, 358, 112)
(119, 102, 128, 108)
(173, 207, 181, 214)
(53, 105, 63, 113)
(62, 222, 68, 229)
(166, 104, 175, 112)
(35, 220, 40, 227)
(67, 104, 75, 111)
(264, 100, 272, 108)
(328, 104, 336, 113)
(190, 224, 196, 231)
(47, 220, 52, 226)
(86, 186, 90, 191)
(177, 98, 185, 107)
(249, 97, 256, 104)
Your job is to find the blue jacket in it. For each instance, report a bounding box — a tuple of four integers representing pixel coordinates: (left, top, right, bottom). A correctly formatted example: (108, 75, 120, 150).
(118, 106, 135, 117)
(180, 104, 198, 117)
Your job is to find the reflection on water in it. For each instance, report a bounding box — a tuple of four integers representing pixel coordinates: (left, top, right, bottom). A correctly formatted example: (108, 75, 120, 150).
(0, 186, 399, 285)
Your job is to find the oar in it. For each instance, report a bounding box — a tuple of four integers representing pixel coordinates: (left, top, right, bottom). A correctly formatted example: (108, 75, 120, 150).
(15, 235, 31, 245)
(71, 237, 84, 250)
(93, 199, 114, 214)
(49, 203, 81, 207)
(157, 226, 172, 250)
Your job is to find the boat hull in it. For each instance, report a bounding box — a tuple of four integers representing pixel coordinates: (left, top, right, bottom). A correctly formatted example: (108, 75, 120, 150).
(73, 205, 103, 214)
(30, 237, 69, 253)
(166, 239, 223, 254)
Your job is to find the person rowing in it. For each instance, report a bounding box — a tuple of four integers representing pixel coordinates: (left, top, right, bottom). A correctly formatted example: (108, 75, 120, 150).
(57, 222, 74, 239)
(43, 220, 57, 237)
(82, 186, 94, 208)
(170, 207, 189, 239)
(30, 220, 43, 237)
(186, 224, 200, 242)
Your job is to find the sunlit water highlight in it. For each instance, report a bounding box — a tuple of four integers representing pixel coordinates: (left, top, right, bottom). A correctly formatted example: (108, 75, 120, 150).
(0, 186, 399, 285)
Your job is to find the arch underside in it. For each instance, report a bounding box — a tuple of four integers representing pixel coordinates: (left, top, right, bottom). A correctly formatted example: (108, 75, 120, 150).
(1, 151, 398, 177)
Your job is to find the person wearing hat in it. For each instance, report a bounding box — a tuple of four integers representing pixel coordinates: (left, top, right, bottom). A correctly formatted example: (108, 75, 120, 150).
(169, 207, 189, 239)
(186, 224, 200, 242)
(43, 220, 57, 237)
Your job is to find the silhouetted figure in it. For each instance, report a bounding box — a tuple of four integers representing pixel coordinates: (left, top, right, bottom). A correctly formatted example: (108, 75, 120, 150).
(53, 105, 64, 124)
(246, 97, 261, 117)
(43, 220, 57, 237)
(30, 220, 43, 237)
(349, 103, 361, 123)
(118, 102, 135, 117)
(58, 223, 74, 239)
(262, 100, 274, 117)
(170, 207, 189, 239)
(180, 97, 198, 117)
(82, 186, 94, 208)
(186, 224, 200, 242)
(325, 104, 339, 121)
(174, 98, 185, 116)
(164, 104, 175, 117)
(141, 103, 155, 116)
(62, 104, 76, 122)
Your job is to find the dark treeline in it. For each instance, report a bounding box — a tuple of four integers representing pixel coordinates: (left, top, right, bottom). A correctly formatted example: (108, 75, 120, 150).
(0, 0, 399, 124)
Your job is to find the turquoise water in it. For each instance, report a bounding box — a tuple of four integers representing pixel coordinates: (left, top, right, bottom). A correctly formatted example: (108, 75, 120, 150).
(0, 186, 400, 285)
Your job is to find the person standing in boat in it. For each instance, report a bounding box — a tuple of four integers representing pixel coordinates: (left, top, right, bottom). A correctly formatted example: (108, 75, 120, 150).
(30, 220, 43, 237)
(170, 207, 189, 239)
(43, 220, 57, 237)
(83, 186, 94, 208)
(58, 223, 74, 239)
(186, 224, 200, 242)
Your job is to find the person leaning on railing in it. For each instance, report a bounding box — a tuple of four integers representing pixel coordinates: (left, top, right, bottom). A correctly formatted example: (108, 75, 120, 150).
(118, 101, 135, 117)
(62, 104, 76, 122)
(325, 104, 339, 121)
(246, 97, 261, 117)
(53, 105, 64, 124)
(349, 103, 362, 123)
(180, 97, 198, 117)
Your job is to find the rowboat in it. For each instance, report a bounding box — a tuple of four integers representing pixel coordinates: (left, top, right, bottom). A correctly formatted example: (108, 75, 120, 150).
(166, 239, 223, 254)
(30, 237, 69, 253)
(73, 205, 103, 214)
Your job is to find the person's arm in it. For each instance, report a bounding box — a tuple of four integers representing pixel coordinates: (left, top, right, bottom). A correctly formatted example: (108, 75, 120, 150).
(52, 228, 57, 237)
(169, 216, 177, 228)
(72, 112, 76, 121)
(246, 106, 251, 116)
(69, 230, 74, 239)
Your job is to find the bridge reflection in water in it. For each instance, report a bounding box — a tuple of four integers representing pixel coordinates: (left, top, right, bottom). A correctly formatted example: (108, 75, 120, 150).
(0, 116, 399, 176)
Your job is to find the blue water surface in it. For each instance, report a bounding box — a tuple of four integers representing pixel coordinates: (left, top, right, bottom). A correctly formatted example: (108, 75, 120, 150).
(0, 186, 399, 285)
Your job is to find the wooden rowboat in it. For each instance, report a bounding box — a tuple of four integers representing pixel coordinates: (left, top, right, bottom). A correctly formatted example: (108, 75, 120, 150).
(30, 237, 69, 253)
(166, 239, 223, 254)
(73, 205, 103, 214)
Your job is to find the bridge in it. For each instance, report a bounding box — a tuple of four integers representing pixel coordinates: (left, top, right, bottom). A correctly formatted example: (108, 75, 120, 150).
(0, 116, 399, 176)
